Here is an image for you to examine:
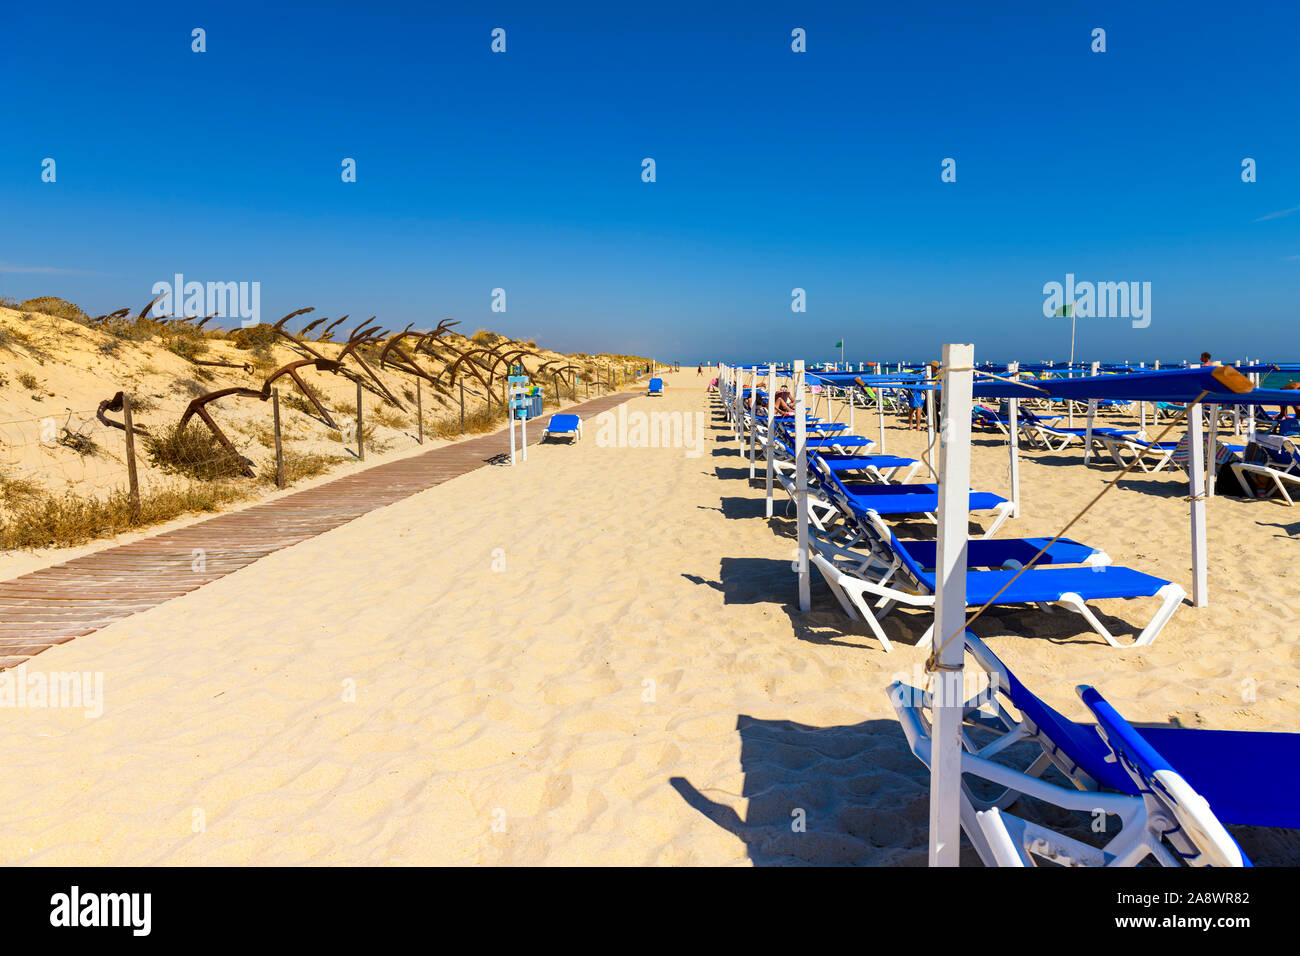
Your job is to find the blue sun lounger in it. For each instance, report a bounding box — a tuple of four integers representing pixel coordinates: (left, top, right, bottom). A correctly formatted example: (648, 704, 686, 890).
(808, 454, 1014, 537)
(541, 413, 582, 442)
(648, 377, 664, 396)
(1018, 409, 1136, 452)
(810, 504, 1182, 650)
(889, 632, 1297, 866)
(769, 436, 910, 478)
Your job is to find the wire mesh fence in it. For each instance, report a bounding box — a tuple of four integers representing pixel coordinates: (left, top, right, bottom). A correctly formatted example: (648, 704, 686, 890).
(1, 359, 638, 551)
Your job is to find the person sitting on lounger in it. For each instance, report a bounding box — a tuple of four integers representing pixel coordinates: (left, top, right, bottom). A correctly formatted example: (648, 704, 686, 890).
(774, 386, 796, 416)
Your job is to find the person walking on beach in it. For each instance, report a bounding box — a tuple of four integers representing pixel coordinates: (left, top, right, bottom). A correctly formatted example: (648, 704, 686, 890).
(906, 384, 924, 429)
(697, 364, 703, 376)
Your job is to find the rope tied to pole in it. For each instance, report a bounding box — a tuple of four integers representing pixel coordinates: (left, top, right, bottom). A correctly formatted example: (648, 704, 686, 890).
(925, 387, 1212, 673)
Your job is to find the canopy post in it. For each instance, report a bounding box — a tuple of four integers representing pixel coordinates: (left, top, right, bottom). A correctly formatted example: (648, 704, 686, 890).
(877, 378, 886, 453)
(732, 367, 742, 438)
(1247, 362, 1258, 444)
(1188, 401, 1209, 607)
(1082, 362, 1099, 465)
(1084, 399, 1096, 464)
(794, 360, 811, 612)
(1207, 404, 1219, 498)
(929, 342, 974, 868)
(848, 381, 855, 433)
(925, 378, 937, 479)
(1008, 361, 1021, 517)
(748, 371, 758, 480)
(765, 363, 776, 517)
(1067, 365, 1075, 429)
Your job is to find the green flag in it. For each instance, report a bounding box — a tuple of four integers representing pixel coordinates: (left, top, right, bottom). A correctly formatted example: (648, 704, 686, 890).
(834, 340, 843, 348)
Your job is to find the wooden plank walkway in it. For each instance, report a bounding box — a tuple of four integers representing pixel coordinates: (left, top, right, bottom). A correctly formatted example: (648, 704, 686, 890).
(0, 391, 637, 669)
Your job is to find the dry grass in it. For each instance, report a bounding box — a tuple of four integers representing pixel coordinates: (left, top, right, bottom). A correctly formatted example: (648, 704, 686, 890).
(371, 406, 407, 430)
(326, 420, 392, 454)
(282, 392, 328, 417)
(0, 481, 249, 550)
(144, 422, 249, 479)
(17, 297, 88, 323)
(161, 326, 208, 361)
(257, 450, 336, 486)
(0, 474, 44, 509)
(230, 324, 278, 353)
(430, 403, 509, 440)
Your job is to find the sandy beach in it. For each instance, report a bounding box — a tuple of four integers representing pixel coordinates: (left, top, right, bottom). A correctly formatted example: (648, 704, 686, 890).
(0, 369, 1296, 865)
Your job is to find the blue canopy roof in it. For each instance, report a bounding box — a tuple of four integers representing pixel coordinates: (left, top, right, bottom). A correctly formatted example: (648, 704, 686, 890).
(971, 366, 1300, 405)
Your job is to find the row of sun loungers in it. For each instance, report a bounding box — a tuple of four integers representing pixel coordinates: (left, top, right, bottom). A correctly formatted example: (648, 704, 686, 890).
(717, 374, 1292, 866)
(745, 410, 1185, 653)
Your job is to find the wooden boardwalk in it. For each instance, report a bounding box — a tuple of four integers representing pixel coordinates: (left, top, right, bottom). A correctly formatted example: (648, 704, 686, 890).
(0, 391, 636, 670)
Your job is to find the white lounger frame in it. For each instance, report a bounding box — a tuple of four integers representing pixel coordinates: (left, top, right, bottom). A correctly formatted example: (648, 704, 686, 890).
(887, 635, 1245, 867)
(809, 514, 1182, 652)
(541, 419, 583, 442)
(1094, 434, 1177, 473)
(1228, 438, 1300, 506)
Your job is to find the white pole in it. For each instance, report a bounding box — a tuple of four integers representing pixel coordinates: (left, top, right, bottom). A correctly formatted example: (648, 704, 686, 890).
(1207, 404, 1218, 498)
(1247, 365, 1258, 444)
(1067, 366, 1075, 429)
(925, 383, 936, 479)
(765, 363, 776, 517)
(1084, 399, 1096, 465)
(876, 378, 886, 453)
(1008, 362, 1021, 518)
(929, 342, 974, 867)
(1084, 361, 1099, 464)
(795, 360, 810, 612)
(509, 397, 517, 466)
(748, 372, 758, 479)
(731, 367, 741, 438)
(522, 396, 528, 462)
(1188, 402, 1209, 607)
(848, 382, 855, 433)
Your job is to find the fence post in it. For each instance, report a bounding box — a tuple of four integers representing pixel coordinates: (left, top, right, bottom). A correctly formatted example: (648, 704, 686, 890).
(460, 380, 466, 433)
(356, 380, 365, 461)
(416, 378, 424, 445)
(123, 392, 140, 519)
(273, 387, 285, 489)
(554, 373, 560, 408)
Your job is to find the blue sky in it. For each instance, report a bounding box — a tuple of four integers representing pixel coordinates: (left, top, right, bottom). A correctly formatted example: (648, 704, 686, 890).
(2, 1, 1297, 363)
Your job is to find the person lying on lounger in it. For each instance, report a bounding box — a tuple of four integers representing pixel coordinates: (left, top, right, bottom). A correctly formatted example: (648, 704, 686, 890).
(774, 387, 796, 416)
(1281, 382, 1300, 419)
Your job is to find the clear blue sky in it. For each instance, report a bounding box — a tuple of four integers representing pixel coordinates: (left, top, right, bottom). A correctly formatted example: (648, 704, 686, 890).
(2, 1, 1297, 364)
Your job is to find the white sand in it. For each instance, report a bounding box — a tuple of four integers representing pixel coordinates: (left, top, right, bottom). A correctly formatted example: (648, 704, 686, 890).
(0, 369, 1296, 865)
